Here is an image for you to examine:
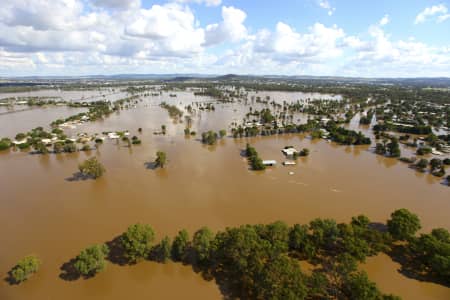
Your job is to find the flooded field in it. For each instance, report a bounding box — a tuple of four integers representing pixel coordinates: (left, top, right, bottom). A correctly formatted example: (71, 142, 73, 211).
(0, 88, 129, 103)
(0, 106, 87, 138)
(0, 90, 449, 300)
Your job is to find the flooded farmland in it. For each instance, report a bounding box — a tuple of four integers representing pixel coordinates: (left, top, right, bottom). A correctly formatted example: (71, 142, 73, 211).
(0, 89, 449, 300)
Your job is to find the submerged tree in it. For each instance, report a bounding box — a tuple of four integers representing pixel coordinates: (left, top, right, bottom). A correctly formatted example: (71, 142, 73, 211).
(171, 229, 190, 262)
(9, 255, 41, 284)
(78, 157, 105, 179)
(387, 209, 421, 241)
(155, 151, 167, 168)
(201, 131, 218, 145)
(74, 244, 109, 277)
(151, 236, 172, 263)
(121, 223, 155, 262)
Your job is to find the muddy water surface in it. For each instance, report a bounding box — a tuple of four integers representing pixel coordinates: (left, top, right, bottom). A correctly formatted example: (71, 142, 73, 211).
(0, 90, 449, 300)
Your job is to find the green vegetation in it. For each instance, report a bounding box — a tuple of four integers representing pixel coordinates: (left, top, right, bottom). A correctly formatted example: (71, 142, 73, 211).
(171, 229, 190, 262)
(417, 147, 432, 155)
(408, 228, 450, 283)
(120, 224, 155, 262)
(34, 142, 49, 154)
(260, 108, 275, 124)
(53, 142, 64, 153)
(160, 102, 183, 119)
(245, 143, 266, 170)
(78, 157, 106, 179)
(155, 151, 167, 168)
(9, 255, 41, 284)
(299, 148, 310, 156)
(201, 131, 218, 145)
(74, 244, 109, 277)
(151, 236, 172, 263)
(0, 138, 12, 151)
(63, 143, 77, 153)
(373, 123, 432, 135)
(415, 158, 429, 172)
(387, 138, 401, 157)
(131, 136, 141, 145)
(219, 129, 226, 138)
(387, 209, 421, 241)
(326, 122, 371, 145)
(13, 208, 450, 297)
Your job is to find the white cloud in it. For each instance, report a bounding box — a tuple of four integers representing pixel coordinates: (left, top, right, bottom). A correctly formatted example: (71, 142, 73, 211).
(0, 0, 83, 31)
(317, 0, 335, 16)
(415, 4, 450, 24)
(342, 20, 450, 77)
(0, 0, 449, 77)
(253, 22, 345, 62)
(204, 6, 247, 46)
(437, 13, 450, 22)
(124, 4, 205, 56)
(379, 14, 390, 26)
(175, 0, 222, 7)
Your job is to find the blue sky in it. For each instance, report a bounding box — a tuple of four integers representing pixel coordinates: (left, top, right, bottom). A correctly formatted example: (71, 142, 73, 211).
(0, 0, 449, 77)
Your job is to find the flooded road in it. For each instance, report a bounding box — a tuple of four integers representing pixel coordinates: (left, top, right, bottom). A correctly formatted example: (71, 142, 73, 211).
(0, 90, 449, 300)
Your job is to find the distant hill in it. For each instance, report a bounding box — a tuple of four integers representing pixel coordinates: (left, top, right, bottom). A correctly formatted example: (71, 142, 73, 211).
(1, 74, 450, 88)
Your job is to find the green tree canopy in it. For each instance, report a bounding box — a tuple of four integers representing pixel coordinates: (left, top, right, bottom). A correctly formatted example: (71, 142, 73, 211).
(387, 209, 421, 240)
(10, 255, 41, 283)
(78, 157, 105, 179)
(120, 223, 155, 262)
(74, 244, 109, 276)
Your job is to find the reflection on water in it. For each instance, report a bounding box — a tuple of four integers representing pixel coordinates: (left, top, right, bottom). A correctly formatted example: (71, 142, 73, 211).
(0, 90, 449, 300)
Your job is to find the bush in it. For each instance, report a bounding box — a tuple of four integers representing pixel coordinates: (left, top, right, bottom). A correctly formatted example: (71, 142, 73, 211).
(34, 142, 49, 154)
(299, 148, 310, 156)
(415, 158, 428, 171)
(53, 142, 64, 153)
(387, 209, 421, 241)
(15, 133, 27, 140)
(0, 138, 12, 151)
(17, 142, 30, 150)
(151, 236, 172, 263)
(171, 229, 190, 262)
(121, 224, 155, 262)
(201, 131, 218, 145)
(63, 143, 77, 153)
(78, 157, 105, 179)
(155, 151, 167, 168)
(74, 244, 109, 276)
(131, 136, 141, 145)
(416, 147, 432, 155)
(10, 255, 41, 283)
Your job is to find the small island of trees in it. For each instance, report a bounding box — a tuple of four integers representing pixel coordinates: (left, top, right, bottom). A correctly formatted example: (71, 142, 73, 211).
(8, 255, 41, 284)
(78, 157, 106, 179)
(154, 151, 167, 168)
(7, 208, 450, 299)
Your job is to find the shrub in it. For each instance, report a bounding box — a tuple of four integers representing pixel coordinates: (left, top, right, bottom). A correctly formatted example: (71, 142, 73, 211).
(121, 224, 155, 262)
(78, 157, 105, 179)
(74, 244, 109, 276)
(10, 255, 41, 283)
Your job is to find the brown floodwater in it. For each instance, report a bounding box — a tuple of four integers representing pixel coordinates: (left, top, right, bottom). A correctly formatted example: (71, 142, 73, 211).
(0, 105, 87, 138)
(0, 90, 449, 300)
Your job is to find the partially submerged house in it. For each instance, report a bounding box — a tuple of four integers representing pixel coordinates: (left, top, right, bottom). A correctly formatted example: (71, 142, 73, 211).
(282, 147, 298, 156)
(262, 160, 277, 166)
